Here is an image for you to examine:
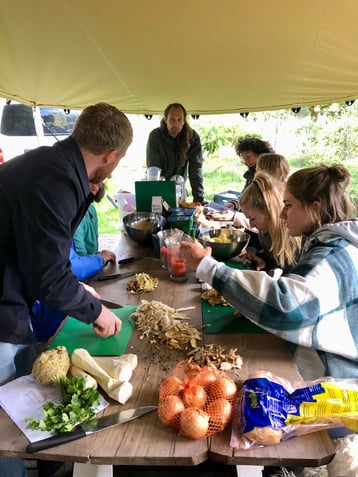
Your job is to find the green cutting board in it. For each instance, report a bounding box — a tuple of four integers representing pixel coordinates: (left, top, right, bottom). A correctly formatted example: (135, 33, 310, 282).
(49, 306, 137, 355)
(202, 301, 267, 334)
(202, 259, 267, 334)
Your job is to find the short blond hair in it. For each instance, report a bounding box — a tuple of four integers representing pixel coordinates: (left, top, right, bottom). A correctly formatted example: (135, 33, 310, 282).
(72, 102, 133, 155)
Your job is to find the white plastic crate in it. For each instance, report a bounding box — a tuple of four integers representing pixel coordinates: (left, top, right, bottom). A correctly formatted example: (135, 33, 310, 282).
(115, 190, 136, 230)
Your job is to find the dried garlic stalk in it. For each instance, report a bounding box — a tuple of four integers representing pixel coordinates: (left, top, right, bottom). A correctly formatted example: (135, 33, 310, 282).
(130, 300, 201, 350)
(201, 288, 229, 306)
(187, 343, 243, 370)
(127, 273, 159, 294)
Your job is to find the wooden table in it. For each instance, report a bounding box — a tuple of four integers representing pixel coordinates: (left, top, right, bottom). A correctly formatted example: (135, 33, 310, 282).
(0, 232, 335, 475)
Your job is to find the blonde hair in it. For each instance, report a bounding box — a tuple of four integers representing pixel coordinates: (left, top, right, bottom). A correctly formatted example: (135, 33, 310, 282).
(72, 102, 133, 155)
(256, 153, 290, 182)
(286, 164, 355, 230)
(239, 172, 301, 268)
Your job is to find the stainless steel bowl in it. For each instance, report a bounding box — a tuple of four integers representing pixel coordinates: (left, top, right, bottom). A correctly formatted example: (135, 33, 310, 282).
(123, 212, 167, 244)
(198, 228, 250, 261)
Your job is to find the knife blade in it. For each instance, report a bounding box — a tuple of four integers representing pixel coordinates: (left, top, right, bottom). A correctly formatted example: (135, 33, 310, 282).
(99, 299, 123, 309)
(97, 271, 139, 281)
(117, 256, 145, 264)
(26, 405, 157, 453)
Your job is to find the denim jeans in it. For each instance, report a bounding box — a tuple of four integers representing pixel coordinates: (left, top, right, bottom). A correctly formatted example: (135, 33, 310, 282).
(0, 342, 28, 384)
(0, 341, 38, 477)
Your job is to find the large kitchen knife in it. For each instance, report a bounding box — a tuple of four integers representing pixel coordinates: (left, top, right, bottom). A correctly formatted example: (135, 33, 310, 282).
(26, 405, 157, 453)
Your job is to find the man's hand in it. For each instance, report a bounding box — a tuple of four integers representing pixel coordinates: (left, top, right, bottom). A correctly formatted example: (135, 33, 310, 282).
(80, 282, 122, 337)
(99, 249, 116, 265)
(93, 305, 122, 337)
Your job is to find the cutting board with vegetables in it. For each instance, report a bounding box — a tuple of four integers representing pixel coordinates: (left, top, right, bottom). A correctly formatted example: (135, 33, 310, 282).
(49, 306, 137, 355)
(202, 259, 266, 334)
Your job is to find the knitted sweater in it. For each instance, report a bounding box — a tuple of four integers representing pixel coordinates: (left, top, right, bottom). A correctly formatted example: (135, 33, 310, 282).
(195, 220, 358, 378)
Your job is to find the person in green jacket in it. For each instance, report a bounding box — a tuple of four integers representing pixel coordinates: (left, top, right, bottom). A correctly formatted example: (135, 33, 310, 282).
(73, 182, 110, 256)
(146, 103, 206, 204)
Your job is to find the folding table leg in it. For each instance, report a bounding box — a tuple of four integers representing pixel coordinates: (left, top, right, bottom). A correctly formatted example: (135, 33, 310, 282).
(73, 462, 113, 477)
(236, 465, 263, 477)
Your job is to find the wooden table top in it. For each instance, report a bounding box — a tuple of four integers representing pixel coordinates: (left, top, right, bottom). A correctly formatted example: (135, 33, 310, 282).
(0, 232, 335, 468)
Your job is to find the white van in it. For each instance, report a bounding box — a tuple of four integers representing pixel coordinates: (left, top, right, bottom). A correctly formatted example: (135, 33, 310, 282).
(0, 99, 81, 163)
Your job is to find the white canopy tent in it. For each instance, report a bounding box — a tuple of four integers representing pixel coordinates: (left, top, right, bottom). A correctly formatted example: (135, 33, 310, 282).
(1, 0, 357, 114)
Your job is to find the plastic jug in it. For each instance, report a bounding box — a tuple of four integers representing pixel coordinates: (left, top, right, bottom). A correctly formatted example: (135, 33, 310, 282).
(170, 175, 185, 206)
(147, 166, 162, 181)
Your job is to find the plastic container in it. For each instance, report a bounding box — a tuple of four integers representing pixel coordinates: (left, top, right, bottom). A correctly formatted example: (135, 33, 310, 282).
(170, 175, 185, 206)
(153, 228, 184, 269)
(115, 190, 136, 230)
(165, 236, 188, 282)
(214, 190, 241, 205)
(147, 166, 162, 181)
(167, 216, 194, 235)
(168, 207, 197, 217)
(166, 207, 197, 236)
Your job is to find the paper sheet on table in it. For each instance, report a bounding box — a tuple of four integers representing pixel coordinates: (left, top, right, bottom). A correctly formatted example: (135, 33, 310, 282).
(0, 374, 108, 443)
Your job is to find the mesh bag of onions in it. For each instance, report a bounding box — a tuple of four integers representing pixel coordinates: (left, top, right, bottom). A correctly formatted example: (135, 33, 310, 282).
(158, 360, 238, 439)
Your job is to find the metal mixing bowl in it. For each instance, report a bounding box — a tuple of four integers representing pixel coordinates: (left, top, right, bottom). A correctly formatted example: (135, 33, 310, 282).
(123, 212, 167, 244)
(198, 228, 250, 261)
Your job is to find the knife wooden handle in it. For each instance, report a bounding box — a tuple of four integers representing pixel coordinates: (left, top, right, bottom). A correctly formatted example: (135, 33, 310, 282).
(26, 428, 86, 453)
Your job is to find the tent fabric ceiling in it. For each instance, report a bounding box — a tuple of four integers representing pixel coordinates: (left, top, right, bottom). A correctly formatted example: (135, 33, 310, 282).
(1, 0, 358, 115)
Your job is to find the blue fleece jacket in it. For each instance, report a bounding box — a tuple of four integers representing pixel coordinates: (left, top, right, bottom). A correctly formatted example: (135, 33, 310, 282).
(31, 242, 105, 341)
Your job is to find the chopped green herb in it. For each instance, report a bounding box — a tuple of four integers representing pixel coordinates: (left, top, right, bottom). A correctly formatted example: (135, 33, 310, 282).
(25, 376, 100, 433)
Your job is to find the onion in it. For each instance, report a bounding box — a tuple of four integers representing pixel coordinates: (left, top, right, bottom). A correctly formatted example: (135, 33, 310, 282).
(159, 376, 185, 399)
(179, 407, 210, 439)
(206, 398, 232, 431)
(158, 395, 185, 427)
(193, 366, 217, 388)
(183, 384, 207, 408)
(183, 362, 201, 380)
(208, 376, 237, 400)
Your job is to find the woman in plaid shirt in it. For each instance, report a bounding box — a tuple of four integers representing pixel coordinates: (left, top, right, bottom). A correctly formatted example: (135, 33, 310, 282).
(183, 164, 358, 379)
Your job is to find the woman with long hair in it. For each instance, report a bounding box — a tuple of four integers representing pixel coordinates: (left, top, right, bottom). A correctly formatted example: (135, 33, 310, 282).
(182, 164, 358, 379)
(232, 153, 292, 252)
(239, 172, 301, 272)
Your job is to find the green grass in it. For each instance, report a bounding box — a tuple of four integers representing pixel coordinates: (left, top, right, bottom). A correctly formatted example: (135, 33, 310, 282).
(96, 190, 123, 235)
(201, 155, 246, 200)
(346, 162, 358, 205)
